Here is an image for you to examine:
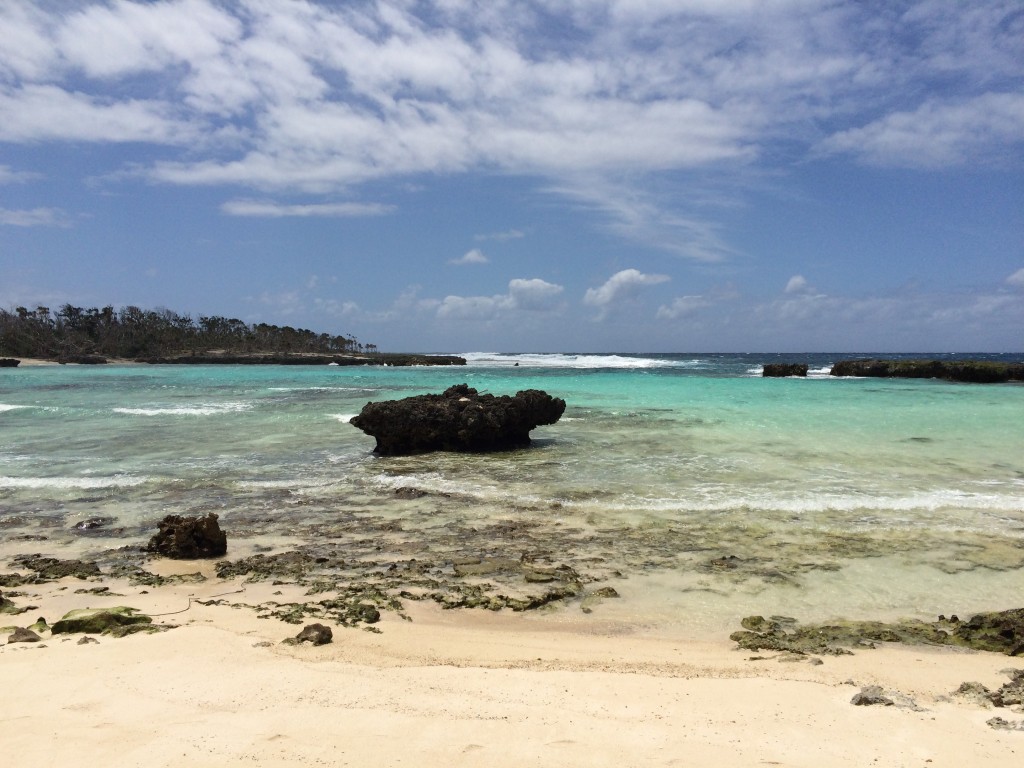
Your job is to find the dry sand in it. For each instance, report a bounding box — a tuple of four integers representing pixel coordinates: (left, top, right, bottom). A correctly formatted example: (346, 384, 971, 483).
(2, 559, 1022, 767)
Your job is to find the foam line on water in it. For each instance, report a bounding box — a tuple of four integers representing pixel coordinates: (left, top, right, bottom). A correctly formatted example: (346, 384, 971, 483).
(113, 402, 254, 416)
(0, 474, 149, 489)
(459, 352, 697, 369)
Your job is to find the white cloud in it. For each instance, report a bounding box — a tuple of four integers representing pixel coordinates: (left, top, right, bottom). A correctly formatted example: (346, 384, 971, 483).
(656, 295, 711, 320)
(584, 269, 670, 314)
(0, 85, 197, 144)
(818, 93, 1024, 168)
(2, 0, 1023, 260)
(548, 176, 737, 261)
(449, 248, 489, 265)
(507, 278, 564, 309)
(437, 278, 564, 319)
(475, 229, 524, 242)
(1007, 268, 1024, 289)
(585, 270, 671, 307)
(0, 207, 70, 227)
(785, 275, 809, 293)
(0, 165, 40, 184)
(55, 0, 241, 79)
(220, 200, 394, 217)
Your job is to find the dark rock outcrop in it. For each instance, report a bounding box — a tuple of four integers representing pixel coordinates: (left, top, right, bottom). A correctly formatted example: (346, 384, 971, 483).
(146, 513, 227, 559)
(762, 363, 808, 377)
(954, 669, 1024, 709)
(350, 384, 566, 455)
(7, 627, 41, 643)
(951, 608, 1024, 656)
(830, 359, 1024, 383)
(851, 686, 894, 706)
(294, 623, 333, 645)
(0, 358, 19, 367)
(0, 590, 20, 614)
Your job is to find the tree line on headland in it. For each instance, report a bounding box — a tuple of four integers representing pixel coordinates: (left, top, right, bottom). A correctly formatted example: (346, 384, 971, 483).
(0, 304, 375, 361)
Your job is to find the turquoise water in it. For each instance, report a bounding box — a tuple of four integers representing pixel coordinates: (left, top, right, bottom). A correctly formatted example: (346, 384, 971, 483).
(2, 353, 1023, 633)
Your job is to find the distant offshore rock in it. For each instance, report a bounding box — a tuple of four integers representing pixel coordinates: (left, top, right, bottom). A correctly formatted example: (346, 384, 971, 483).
(135, 352, 465, 366)
(350, 383, 565, 455)
(830, 359, 1024, 384)
(762, 363, 808, 377)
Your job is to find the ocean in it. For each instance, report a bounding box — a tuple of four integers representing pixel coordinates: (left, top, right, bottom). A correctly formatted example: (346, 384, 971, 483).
(2, 352, 1023, 636)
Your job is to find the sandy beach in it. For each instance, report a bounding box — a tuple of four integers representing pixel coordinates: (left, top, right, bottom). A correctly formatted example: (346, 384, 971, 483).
(3, 555, 1022, 768)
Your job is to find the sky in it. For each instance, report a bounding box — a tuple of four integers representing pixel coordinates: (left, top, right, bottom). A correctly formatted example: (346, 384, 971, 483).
(1, 0, 1022, 353)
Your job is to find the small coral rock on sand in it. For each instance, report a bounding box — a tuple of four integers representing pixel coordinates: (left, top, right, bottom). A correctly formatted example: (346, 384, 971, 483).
(294, 623, 333, 645)
(851, 686, 894, 706)
(51, 607, 154, 637)
(7, 627, 41, 643)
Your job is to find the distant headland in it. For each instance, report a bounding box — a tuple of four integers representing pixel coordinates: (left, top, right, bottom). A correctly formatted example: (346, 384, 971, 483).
(0, 304, 463, 367)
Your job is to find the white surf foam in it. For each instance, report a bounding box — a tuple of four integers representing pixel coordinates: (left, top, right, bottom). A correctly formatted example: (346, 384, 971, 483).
(0, 404, 31, 412)
(459, 352, 689, 369)
(331, 413, 358, 423)
(0, 474, 148, 489)
(113, 401, 254, 416)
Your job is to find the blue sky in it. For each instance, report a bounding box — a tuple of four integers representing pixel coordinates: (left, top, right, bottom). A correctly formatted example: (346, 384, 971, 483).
(1, 0, 1022, 352)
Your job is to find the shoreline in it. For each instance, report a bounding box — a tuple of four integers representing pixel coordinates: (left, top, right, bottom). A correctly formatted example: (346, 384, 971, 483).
(0, 352, 467, 367)
(3, 555, 1023, 765)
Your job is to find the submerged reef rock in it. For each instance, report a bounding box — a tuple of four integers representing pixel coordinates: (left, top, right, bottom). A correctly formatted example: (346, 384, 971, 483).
(830, 359, 1024, 383)
(732, 608, 1024, 656)
(146, 513, 227, 559)
(350, 384, 566, 455)
(51, 607, 154, 637)
(762, 363, 808, 377)
(10, 555, 102, 582)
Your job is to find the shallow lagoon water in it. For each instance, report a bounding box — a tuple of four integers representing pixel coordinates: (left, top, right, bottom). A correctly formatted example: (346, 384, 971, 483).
(2, 353, 1022, 635)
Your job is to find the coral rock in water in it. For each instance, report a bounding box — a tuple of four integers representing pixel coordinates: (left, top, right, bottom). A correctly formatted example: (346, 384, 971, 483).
(350, 384, 565, 455)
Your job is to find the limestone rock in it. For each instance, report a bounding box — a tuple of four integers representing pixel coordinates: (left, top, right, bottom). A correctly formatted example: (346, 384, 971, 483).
(762, 363, 808, 377)
(295, 623, 333, 645)
(350, 384, 565, 455)
(146, 513, 227, 559)
(51, 606, 153, 636)
(851, 686, 894, 706)
(7, 627, 41, 643)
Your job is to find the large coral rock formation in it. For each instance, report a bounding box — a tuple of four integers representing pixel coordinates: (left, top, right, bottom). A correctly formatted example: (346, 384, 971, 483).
(146, 513, 227, 559)
(350, 384, 565, 455)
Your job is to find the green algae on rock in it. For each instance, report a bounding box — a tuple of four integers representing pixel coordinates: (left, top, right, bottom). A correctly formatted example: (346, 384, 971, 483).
(51, 607, 156, 637)
(10, 555, 102, 582)
(732, 608, 1024, 656)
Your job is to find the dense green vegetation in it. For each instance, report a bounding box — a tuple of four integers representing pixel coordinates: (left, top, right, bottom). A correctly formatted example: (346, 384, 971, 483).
(0, 304, 373, 360)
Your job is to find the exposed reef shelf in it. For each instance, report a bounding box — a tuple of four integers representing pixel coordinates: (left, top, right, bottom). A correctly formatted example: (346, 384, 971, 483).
(830, 359, 1024, 383)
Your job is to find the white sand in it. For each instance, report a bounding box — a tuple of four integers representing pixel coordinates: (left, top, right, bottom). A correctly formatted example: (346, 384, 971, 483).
(2, 566, 1021, 767)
